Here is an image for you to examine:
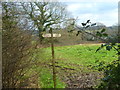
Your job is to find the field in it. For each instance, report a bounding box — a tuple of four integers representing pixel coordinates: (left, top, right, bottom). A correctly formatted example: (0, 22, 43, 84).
(29, 44, 117, 88)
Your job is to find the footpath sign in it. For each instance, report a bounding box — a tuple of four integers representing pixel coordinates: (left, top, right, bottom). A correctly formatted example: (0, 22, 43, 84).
(42, 33, 61, 37)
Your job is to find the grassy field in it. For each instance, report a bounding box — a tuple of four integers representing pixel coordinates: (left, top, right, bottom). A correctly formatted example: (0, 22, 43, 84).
(32, 44, 117, 88)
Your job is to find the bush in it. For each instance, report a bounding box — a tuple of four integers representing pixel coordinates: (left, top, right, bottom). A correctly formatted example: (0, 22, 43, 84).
(95, 43, 120, 89)
(96, 60, 120, 89)
(2, 16, 37, 88)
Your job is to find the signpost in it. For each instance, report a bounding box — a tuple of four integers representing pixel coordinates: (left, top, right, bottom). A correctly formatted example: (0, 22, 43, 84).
(42, 33, 61, 38)
(43, 28, 61, 88)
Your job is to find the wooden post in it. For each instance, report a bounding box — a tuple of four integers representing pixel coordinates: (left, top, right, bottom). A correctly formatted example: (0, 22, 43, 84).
(50, 28, 56, 88)
(42, 29, 61, 88)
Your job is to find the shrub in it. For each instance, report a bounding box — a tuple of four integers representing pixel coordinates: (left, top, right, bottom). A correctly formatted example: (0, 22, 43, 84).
(2, 16, 37, 88)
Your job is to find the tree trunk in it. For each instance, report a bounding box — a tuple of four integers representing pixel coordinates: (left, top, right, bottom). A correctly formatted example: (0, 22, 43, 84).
(38, 27, 44, 43)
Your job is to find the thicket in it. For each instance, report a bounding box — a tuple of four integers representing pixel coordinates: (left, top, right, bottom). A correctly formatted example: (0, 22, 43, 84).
(2, 3, 39, 88)
(95, 43, 120, 89)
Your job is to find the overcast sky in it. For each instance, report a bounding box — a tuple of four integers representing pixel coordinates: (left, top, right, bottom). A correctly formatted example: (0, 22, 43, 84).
(64, 0, 118, 26)
(4, 0, 119, 26)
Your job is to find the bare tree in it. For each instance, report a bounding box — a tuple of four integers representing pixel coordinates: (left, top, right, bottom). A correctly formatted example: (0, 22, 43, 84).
(20, 2, 68, 42)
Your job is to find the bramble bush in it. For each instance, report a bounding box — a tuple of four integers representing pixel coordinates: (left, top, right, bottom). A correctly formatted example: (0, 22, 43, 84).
(77, 20, 120, 89)
(94, 28, 120, 89)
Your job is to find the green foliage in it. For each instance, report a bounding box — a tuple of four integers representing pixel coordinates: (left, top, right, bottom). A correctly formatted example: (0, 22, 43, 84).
(94, 59, 120, 89)
(76, 20, 96, 36)
(96, 43, 120, 55)
(101, 28, 106, 33)
(95, 28, 120, 89)
(96, 28, 108, 37)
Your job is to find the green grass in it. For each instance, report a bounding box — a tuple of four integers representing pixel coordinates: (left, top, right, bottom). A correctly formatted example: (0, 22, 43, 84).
(36, 44, 117, 88)
(44, 45, 117, 66)
(39, 68, 66, 88)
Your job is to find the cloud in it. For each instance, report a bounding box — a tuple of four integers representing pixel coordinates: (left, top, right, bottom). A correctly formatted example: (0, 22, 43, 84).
(59, 0, 119, 3)
(66, 2, 118, 26)
(3, 0, 119, 3)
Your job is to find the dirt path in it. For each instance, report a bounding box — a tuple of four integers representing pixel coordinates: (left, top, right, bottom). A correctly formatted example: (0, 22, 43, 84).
(64, 72, 103, 88)
(56, 64, 103, 88)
